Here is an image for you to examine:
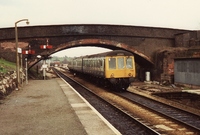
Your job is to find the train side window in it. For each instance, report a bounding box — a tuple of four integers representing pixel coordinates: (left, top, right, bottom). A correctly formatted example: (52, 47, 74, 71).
(85, 60, 87, 67)
(99, 60, 102, 67)
(101, 58, 105, 69)
(126, 57, 133, 69)
(87, 60, 90, 67)
(117, 57, 124, 69)
(109, 58, 116, 69)
(89, 59, 92, 67)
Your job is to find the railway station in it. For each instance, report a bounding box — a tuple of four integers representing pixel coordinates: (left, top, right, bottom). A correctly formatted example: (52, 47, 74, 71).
(0, 66, 200, 134)
(1, 21, 200, 135)
(1, 23, 200, 134)
(2, 0, 200, 134)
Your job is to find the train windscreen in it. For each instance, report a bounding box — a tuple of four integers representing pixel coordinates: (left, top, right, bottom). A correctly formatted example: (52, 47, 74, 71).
(126, 57, 133, 69)
(109, 58, 116, 69)
(117, 57, 125, 69)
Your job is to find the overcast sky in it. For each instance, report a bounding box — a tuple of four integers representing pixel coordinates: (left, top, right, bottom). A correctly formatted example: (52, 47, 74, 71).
(1, 0, 200, 57)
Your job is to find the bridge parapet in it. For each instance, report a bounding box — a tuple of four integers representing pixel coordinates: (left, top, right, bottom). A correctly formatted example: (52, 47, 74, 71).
(175, 30, 200, 47)
(0, 24, 188, 40)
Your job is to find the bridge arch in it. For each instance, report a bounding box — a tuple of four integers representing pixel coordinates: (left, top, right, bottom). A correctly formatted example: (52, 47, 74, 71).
(52, 38, 154, 67)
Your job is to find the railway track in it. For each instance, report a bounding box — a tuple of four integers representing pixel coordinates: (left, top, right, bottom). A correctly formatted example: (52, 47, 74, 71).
(54, 68, 200, 134)
(53, 68, 160, 135)
(115, 91, 200, 132)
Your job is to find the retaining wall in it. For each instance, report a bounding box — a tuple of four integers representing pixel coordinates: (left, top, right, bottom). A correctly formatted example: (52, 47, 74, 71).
(0, 71, 17, 98)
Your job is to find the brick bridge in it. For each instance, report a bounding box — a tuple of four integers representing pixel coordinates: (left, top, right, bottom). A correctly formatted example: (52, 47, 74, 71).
(1, 24, 200, 82)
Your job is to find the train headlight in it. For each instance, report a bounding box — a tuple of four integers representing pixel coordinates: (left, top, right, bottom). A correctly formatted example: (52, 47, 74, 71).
(110, 73, 114, 77)
(128, 73, 132, 76)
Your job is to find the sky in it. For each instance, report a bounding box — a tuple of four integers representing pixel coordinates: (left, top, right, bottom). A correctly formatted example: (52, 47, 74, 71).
(1, 0, 200, 57)
(52, 46, 111, 57)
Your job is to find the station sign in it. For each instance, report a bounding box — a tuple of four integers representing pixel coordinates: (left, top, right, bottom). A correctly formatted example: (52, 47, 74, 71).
(42, 64, 48, 69)
(17, 47, 22, 53)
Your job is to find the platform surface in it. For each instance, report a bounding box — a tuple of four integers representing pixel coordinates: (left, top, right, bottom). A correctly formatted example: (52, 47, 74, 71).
(0, 78, 120, 135)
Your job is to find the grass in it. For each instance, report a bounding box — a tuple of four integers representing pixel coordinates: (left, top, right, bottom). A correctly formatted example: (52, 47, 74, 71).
(0, 58, 16, 74)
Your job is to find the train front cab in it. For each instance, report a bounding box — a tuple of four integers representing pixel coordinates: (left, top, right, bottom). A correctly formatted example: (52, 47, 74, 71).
(105, 55, 136, 90)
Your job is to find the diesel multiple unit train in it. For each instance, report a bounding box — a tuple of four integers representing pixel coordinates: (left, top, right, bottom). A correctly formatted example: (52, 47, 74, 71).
(68, 50, 136, 91)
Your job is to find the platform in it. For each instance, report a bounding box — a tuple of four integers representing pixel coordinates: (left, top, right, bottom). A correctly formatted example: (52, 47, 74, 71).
(0, 78, 121, 135)
(182, 89, 200, 95)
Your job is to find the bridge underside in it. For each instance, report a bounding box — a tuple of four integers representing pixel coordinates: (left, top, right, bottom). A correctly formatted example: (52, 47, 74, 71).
(52, 39, 154, 68)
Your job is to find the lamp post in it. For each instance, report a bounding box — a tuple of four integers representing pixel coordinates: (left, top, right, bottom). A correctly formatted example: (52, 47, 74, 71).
(25, 58, 28, 84)
(15, 19, 29, 90)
